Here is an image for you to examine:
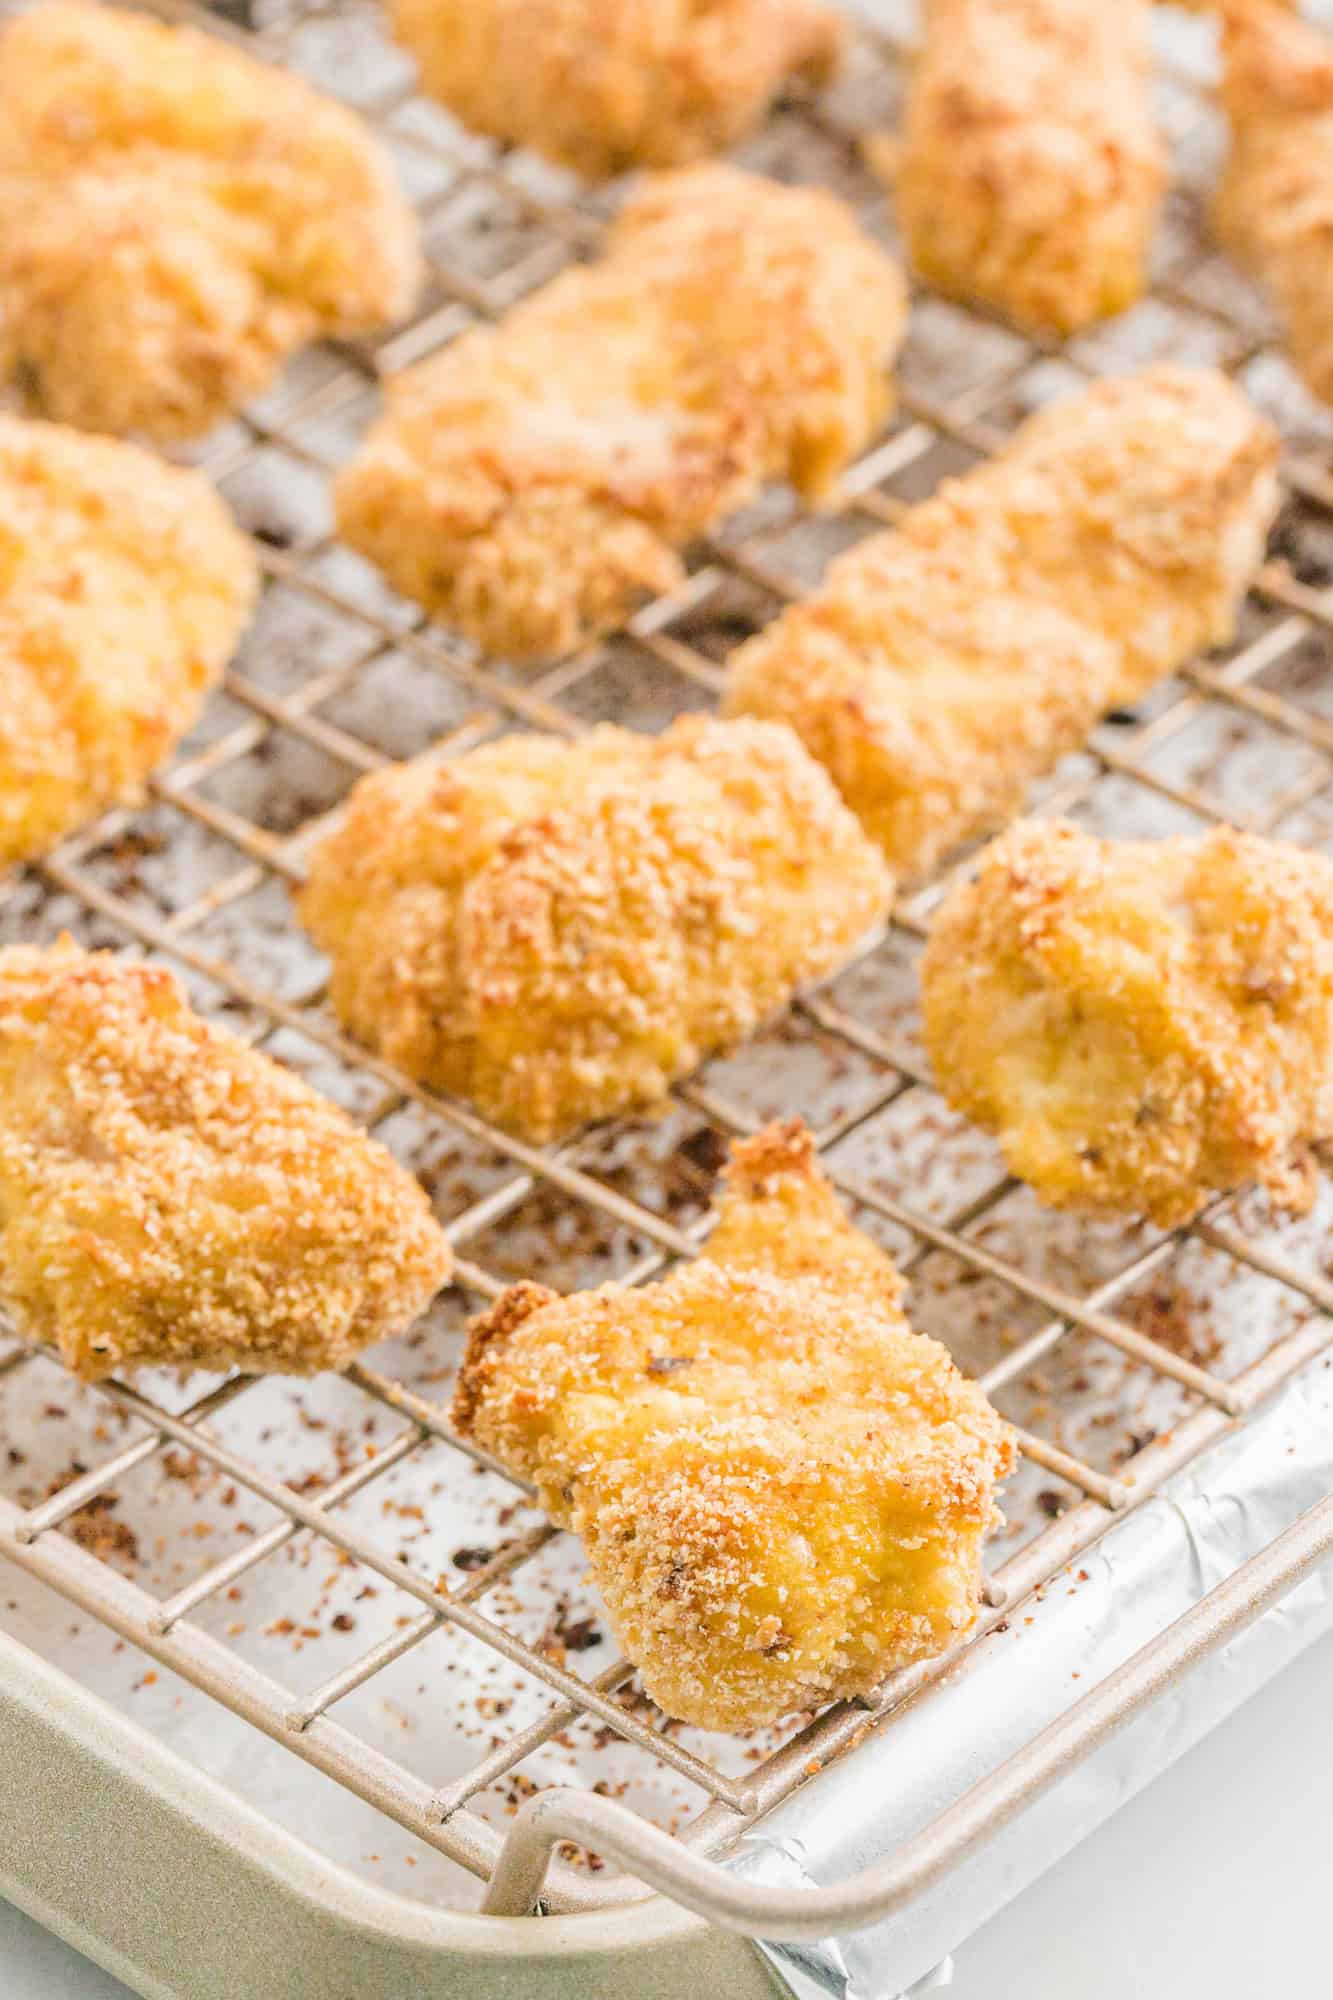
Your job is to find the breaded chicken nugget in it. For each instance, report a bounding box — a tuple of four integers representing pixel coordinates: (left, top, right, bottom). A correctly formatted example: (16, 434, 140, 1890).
(298, 717, 893, 1142)
(0, 415, 257, 871)
(0, 941, 452, 1381)
(726, 367, 1279, 879)
(885, 0, 1165, 335)
(1216, 2, 1333, 407)
(0, 1, 421, 441)
(335, 165, 906, 661)
(391, 0, 844, 179)
(454, 1122, 1012, 1730)
(922, 819, 1333, 1228)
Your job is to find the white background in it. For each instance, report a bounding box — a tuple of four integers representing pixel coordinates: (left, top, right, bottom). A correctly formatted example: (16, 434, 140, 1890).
(3, 1622, 1330, 1997)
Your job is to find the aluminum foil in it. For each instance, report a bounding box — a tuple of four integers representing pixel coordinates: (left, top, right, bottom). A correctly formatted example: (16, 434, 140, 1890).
(728, 1356, 1333, 1999)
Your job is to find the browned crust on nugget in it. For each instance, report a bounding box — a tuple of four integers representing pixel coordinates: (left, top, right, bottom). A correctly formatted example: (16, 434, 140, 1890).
(450, 1280, 556, 1436)
(706, 1119, 905, 1310)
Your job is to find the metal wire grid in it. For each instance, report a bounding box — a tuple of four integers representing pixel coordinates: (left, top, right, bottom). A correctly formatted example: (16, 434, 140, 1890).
(0, 0, 1331, 1917)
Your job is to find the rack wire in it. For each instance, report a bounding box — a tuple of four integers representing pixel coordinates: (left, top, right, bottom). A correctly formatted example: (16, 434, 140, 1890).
(1, 0, 1332, 1924)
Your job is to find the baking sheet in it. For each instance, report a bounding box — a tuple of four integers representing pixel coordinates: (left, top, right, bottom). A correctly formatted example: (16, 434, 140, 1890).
(0, 0, 1330, 1956)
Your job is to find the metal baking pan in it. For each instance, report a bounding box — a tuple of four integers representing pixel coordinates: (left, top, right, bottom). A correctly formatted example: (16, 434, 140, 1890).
(2, 1, 1332, 1993)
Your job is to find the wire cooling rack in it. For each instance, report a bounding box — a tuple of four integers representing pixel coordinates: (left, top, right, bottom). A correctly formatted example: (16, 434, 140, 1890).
(1, 0, 1333, 1926)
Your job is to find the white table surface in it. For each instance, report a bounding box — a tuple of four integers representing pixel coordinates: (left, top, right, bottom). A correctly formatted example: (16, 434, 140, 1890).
(5, 1625, 1330, 2000)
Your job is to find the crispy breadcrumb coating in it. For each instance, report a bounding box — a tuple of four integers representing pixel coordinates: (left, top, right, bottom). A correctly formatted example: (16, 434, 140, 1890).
(0, 941, 452, 1382)
(922, 819, 1333, 1229)
(298, 717, 893, 1142)
(335, 165, 906, 661)
(1216, 2, 1333, 408)
(454, 1122, 1012, 1731)
(885, 0, 1165, 335)
(0, 1, 421, 441)
(703, 1117, 905, 1310)
(0, 415, 258, 871)
(726, 367, 1279, 880)
(391, 0, 844, 179)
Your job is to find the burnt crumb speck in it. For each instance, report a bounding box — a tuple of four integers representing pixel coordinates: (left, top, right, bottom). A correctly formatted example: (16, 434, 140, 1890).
(1104, 707, 1140, 727)
(659, 1562, 689, 1598)
(1036, 1489, 1066, 1519)
(671, 604, 762, 653)
(1135, 1288, 1221, 1367)
(67, 1493, 139, 1564)
(678, 1127, 729, 1179)
(250, 518, 296, 550)
(661, 1128, 730, 1211)
(451, 1545, 494, 1572)
(1268, 509, 1333, 589)
(557, 1614, 603, 1653)
(538, 1604, 604, 1664)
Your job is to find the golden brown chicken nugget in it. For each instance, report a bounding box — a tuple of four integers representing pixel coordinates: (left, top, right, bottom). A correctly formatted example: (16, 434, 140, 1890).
(1216, 1, 1333, 408)
(885, 0, 1164, 335)
(0, 415, 257, 871)
(298, 716, 893, 1142)
(335, 165, 907, 661)
(454, 1122, 1012, 1730)
(726, 367, 1279, 879)
(0, 941, 453, 1381)
(922, 818, 1333, 1228)
(391, 0, 844, 179)
(0, 1, 421, 441)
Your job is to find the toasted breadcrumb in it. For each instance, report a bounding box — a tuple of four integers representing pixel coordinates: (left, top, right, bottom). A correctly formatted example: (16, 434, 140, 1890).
(391, 0, 844, 179)
(298, 717, 893, 1142)
(1216, 2, 1333, 408)
(886, 0, 1164, 335)
(0, 415, 257, 871)
(726, 367, 1278, 879)
(0, 1, 421, 441)
(454, 1122, 1013, 1731)
(921, 819, 1333, 1228)
(705, 1117, 905, 1311)
(0, 941, 452, 1381)
(335, 165, 906, 661)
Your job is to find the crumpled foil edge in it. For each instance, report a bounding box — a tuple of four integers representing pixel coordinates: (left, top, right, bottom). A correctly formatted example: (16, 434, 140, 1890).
(726, 1355, 1333, 2000)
